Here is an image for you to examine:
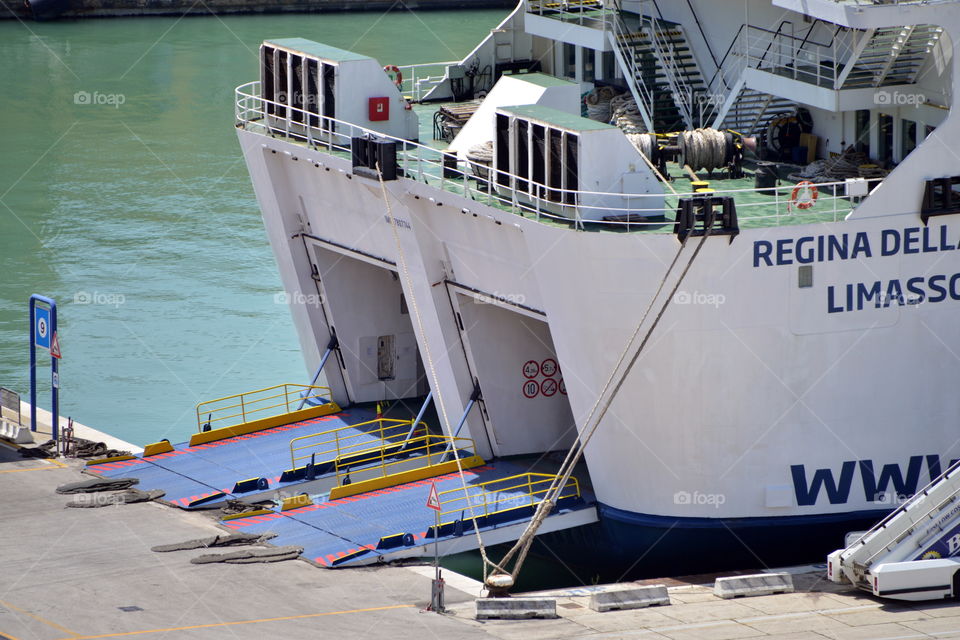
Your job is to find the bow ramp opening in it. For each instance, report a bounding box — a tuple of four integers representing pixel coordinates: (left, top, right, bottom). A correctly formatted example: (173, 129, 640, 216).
(223, 461, 597, 568)
(828, 460, 960, 601)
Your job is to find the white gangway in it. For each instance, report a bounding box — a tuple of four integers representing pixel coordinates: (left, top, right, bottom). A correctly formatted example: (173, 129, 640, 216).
(828, 460, 960, 601)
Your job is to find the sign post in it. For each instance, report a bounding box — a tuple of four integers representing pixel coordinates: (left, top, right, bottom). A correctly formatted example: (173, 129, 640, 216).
(29, 295, 59, 441)
(426, 481, 444, 612)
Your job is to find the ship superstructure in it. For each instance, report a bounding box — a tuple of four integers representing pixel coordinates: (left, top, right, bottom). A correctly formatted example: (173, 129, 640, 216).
(235, 0, 960, 573)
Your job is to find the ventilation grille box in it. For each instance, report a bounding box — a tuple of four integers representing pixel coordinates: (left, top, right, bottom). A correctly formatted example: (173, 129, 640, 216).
(493, 104, 662, 221)
(259, 38, 419, 142)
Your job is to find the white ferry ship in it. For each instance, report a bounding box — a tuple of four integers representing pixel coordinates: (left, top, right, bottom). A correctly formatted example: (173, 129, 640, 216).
(234, 0, 960, 574)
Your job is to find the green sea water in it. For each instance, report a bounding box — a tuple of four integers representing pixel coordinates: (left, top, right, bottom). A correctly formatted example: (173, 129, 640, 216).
(0, 10, 503, 446)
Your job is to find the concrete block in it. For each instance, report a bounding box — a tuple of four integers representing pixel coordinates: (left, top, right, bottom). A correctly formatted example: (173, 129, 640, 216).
(589, 585, 670, 612)
(475, 597, 557, 620)
(0, 419, 33, 444)
(714, 572, 794, 599)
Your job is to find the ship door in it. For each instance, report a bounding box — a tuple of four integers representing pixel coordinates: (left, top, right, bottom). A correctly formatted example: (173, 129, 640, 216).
(377, 335, 396, 380)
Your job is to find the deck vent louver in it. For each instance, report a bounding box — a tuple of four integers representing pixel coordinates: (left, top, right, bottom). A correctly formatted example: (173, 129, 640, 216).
(921, 177, 960, 224)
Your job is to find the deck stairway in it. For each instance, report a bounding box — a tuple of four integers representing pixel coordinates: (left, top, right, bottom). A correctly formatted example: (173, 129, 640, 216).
(840, 25, 944, 89)
(608, 9, 711, 131)
(717, 83, 797, 137)
(828, 459, 960, 601)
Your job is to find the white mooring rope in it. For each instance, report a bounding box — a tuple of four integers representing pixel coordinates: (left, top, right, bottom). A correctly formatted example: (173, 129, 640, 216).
(374, 163, 509, 582)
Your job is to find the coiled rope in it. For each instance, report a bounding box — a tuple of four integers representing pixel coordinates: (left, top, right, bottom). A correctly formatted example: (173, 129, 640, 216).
(680, 128, 727, 173)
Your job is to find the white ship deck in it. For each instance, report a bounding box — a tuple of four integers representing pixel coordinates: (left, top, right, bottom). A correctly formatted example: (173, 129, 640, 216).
(236, 81, 883, 234)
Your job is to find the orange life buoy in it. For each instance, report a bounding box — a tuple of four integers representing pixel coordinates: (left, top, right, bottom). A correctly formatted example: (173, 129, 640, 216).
(790, 181, 818, 210)
(384, 65, 403, 88)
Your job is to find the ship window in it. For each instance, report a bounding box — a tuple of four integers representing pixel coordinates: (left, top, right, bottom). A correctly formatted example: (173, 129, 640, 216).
(322, 63, 336, 129)
(531, 124, 546, 198)
(798, 265, 813, 288)
(290, 54, 304, 124)
(602, 51, 615, 82)
(548, 128, 563, 202)
(516, 119, 530, 193)
(854, 109, 870, 156)
(901, 119, 917, 159)
(495, 113, 510, 187)
(262, 45, 276, 114)
(306, 59, 319, 128)
(878, 113, 893, 166)
(277, 50, 289, 115)
(563, 43, 576, 79)
(583, 48, 596, 83)
(564, 133, 579, 205)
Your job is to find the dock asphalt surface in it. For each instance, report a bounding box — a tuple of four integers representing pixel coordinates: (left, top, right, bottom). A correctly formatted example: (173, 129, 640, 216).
(3, 444, 960, 640)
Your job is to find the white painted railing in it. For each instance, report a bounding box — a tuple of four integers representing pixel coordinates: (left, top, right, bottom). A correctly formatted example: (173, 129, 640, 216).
(396, 61, 459, 102)
(236, 81, 881, 231)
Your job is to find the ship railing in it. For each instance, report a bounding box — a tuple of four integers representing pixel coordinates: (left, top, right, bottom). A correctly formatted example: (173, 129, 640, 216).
(396, 61, 459, 103)
(434, 472, 581, 525)
(330, 433, 478, 492)
(526, 0, 608, 28)
(196, 383, 331, 433)
(739, 24, 851, 90)
(289, 417, 421, 468)
(236, 81, 884, 230)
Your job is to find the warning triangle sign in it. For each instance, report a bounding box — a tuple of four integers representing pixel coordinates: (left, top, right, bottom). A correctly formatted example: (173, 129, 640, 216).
(426, 481, 441, 512)
(50, 332, 62, 359)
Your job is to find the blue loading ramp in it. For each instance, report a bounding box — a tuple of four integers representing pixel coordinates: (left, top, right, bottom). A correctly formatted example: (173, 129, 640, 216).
(85, 406, 385, 507)
(221, 459, 597, 567)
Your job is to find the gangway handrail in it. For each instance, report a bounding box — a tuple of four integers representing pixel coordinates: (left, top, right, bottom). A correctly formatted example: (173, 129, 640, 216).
(434, 472, 580, 523)
(289, 417, 423, 468)
(841, 458, 960, 570)
(195, 383, 332, 432)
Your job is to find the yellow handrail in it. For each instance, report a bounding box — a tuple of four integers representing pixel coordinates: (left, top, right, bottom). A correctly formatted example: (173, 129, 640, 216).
(288, 417, 424, 468)
(331, 434, 475, 486)
(196, 383, 332, 432)
(435, 473, 580, 522)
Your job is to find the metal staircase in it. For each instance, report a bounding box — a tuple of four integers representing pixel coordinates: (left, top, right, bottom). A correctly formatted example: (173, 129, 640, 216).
(840, 24, 943, 89)
(717, 84, 797, 136)
(828, 459, 960, 601)
(607, 9, 711, 131)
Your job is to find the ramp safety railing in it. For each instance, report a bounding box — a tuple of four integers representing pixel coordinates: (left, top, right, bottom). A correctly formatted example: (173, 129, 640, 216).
(195, 383, 332, 433)
(332, 433, 477, 487)
(289, 417, 424, 468)
(435, 472, 581, 525)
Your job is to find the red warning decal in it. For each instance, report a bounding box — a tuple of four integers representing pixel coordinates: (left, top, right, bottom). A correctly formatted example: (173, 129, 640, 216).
(540, 377, 558, 397)
(559, 378, 567, 395)
(522, 379, 539, 398)
(522, 360, 540, 379)
(540, 358, 557, 377)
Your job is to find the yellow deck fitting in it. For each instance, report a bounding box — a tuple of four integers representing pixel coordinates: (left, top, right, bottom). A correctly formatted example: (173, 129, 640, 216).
(142, 440, 174, 457)
(280, 493, 313, 511)
(221, 508, 273, 521)
(328, 455, 484, 500)
(85, 454, 136, 466)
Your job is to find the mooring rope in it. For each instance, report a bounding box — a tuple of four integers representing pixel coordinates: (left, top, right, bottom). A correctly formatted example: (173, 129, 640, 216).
(495, 225, 714, 583)
(374, 163, 508, 581)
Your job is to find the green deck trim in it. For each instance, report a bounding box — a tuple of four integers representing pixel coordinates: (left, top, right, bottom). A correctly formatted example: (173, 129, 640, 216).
(248, 110, 858, 234)
(499, 104, 616, 131)
(265, 38, 370, 63)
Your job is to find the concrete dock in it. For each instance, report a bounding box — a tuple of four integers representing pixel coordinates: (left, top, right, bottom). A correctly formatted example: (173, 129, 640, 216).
(3, 438, 960, 640)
